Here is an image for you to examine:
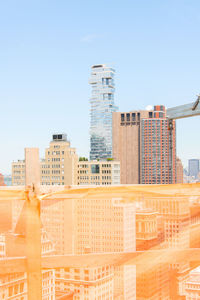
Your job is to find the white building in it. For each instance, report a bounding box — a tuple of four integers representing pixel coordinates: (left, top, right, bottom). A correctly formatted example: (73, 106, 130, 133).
(89, 64, 118, 160)
(77, 160, 120, 186)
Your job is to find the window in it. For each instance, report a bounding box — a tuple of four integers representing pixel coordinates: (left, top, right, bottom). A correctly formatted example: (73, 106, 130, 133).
(91, 164, 100, 174)
(149, 112, 153, 118)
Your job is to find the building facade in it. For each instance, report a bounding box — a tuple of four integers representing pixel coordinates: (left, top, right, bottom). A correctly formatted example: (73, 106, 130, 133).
(0, 174, 5, 186)
(113, 106, 176, 184)
(0, 228, 56, 300)
(176, 157, 183, 184)
(75, 196, 136, 300)
(43, 191, 136, 299)
(184, 266, 200, 300)
(135, 209, 169, 299)
(55, 265, 114, 300)
(75, 197, 135, 254)
(136, 209, 164, 251)
(12, 134, 78, 186)
(89, 64, 118, 160)
(188, 159, 199, 179)
(141, 106, 176, 184)
(12, 160, 25, 186)
(141, 196, 190, 249)
(77, 160, 120, 185)
(3, 175, 12, 186)
(41, 134, 78, 186)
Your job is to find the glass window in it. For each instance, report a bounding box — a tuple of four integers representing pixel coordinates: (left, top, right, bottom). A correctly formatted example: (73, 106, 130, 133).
(91, 164, 100, 174)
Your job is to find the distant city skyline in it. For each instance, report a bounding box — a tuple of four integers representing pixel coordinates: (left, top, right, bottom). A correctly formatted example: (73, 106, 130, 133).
(1, 1, 200, 173)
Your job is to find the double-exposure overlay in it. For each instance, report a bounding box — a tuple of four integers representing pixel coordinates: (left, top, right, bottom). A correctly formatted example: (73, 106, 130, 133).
(1, 1, 200, 299)
(1, 183, 200, 299)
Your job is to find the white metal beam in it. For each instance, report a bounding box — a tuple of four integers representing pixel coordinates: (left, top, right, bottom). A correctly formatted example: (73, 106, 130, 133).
(166, 96, 200, 120)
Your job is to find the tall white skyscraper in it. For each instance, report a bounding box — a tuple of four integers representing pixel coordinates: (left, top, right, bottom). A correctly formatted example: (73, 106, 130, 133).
(89, 64, 118, 160)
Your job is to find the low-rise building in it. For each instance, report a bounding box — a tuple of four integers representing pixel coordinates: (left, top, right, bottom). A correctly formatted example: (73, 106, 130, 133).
(0, 230, 55, 300)
(0, 173, 5, 186)
(3, 175, 12, 186)
(185, 266, 200, 299)
(77, 160, 120, 185)
(12, 134, 78, 186)
(56, 265, 114, 300)
(136, 208, 164, 251)
(12, 160, 25, 186)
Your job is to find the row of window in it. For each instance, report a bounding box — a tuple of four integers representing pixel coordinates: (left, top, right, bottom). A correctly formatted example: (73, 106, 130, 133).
(47, 151, 65, 155)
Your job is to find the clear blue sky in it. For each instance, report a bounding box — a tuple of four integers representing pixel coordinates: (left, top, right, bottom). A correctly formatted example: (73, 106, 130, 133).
(0, 0, 200, 173)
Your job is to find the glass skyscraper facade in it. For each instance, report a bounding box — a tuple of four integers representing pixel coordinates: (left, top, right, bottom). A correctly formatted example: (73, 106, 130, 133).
(188, 159, 199, 179)
(89, 64, 118, 160)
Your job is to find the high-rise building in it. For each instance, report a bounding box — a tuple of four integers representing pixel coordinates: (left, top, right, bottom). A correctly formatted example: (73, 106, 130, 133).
(89, 64, 118, 160)
(77, 160, 120, 185)
(44, 190, 136, 299)
(75, 195, 136, 299)
(113, 106, 176, 184)
(75, 197, 136, 254)
(12, 134, 78, 186)
(188, 159, 199, 179)
(139, 194, 190, 298)
(113, 110, 149, 184)
(176, 157, 183, 183)
(141, 106, 176, 184)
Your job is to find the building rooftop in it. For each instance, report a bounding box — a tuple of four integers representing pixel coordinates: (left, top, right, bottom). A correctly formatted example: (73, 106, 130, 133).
(52, 133, 68, 142)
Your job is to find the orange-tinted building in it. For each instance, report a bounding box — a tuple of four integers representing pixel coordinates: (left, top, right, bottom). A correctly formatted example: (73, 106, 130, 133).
(136, 209, 169, 299)
(142, 195, 190, 248)
(137, 263, 171, 300)
(190, 203, 200, 248)
(0, 173, 5, 186)
(184, 266, 200, 299)
(136, 209, 164, 251)
(141, 195, 190, 298)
